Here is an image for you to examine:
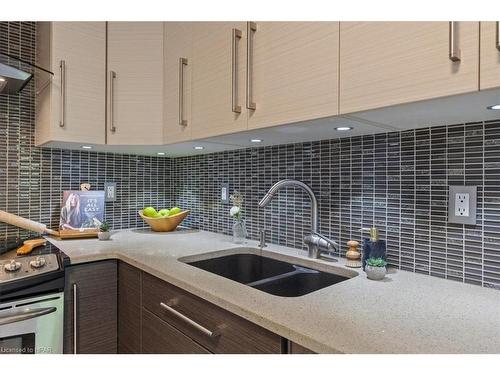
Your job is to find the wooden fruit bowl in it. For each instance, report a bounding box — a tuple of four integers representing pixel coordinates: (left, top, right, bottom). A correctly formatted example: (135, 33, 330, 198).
(138, 210, 190, 232)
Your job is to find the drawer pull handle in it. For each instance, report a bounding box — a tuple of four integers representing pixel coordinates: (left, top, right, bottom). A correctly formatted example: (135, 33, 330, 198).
(59, 60, 66, 127)
(246, 21, 257, 110)
(231, 28, 242, 113)
(178, 57, 188, 126)
(160, 302, 219, 338)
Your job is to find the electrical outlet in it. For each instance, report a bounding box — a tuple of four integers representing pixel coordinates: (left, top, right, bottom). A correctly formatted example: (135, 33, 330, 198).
(104, 182, 117, 202)
(448, 186, 476, 225)
(454, 193, 469, 217)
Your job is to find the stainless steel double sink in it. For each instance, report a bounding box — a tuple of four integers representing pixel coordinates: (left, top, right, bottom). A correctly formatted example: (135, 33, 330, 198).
(180, 248, 357, 297)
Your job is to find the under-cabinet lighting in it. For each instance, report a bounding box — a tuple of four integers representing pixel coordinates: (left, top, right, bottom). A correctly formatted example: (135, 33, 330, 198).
(157, 152, 166, 156)
(335, 127, 353, 131)
(250, 139, 263, 143)
(487, 104, 500, 110)
(81, 145, 92, 149)
(193, 146, 204, 150)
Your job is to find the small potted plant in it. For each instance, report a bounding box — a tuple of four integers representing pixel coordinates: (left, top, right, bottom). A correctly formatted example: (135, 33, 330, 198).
(365, 257, 387, 280)
(98, 222, 111, 241)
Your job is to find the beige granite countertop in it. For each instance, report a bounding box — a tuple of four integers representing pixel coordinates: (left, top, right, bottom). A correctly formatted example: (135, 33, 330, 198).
(47, 229, 500, 354)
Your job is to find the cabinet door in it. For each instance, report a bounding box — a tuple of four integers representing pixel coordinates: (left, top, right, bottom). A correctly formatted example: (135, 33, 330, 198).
(36, 22, 106, 146)
(141, 309, 210, 354)
(64, 261, 117, 354)
(247, 22, 339, 130)
(107, 22, 164, 145)
(340, 22, 479, 114)
(191, 22, 248, 138)
(288, 341, 316, 354)
(480, 22, 500, 90)
(164, 22, 193, 144)
(118, 262, 141, 354)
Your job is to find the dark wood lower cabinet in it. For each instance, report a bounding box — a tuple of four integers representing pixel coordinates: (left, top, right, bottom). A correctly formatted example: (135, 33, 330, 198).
(288, 341, 316, 354)
(65, 260, 315, 354)
(141, 272, 282, 353)
(64, 260, 118, 354)
(118, 262, 142, 353)
(142, 308, 210, 353)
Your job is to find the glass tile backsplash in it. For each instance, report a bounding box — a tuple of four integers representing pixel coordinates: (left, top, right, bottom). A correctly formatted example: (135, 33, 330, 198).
(1, 22, 499, 289)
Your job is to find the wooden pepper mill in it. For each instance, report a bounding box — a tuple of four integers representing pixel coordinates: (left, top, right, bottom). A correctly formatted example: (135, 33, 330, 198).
(345, 240, 362, 268)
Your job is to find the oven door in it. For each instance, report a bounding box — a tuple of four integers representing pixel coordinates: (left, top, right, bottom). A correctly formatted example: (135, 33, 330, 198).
(0, 292, 64, 354)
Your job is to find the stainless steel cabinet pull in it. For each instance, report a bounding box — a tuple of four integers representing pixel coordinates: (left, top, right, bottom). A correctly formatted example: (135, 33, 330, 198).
(109, 71, 117, 133)
(160, 301, 219, 338)
(0, 307, 56, 326)
(178, 57, 188, 126)
(73, 283, 78, 354)
(246, 21, 257, 110)
(496, 22, 500, 51)
(59, 60, 66, 127)
(232, 28, 242, 113)
(449, 21, 461, 62)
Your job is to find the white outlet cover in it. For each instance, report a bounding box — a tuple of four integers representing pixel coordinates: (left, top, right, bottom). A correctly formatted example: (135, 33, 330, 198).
(448, 186, 476, 225)
(454, 193, 470, 217)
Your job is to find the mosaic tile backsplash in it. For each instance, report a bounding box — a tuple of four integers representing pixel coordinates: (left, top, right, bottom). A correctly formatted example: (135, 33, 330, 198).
(0, 22, 170, 246)
(1, 22, 499, 289)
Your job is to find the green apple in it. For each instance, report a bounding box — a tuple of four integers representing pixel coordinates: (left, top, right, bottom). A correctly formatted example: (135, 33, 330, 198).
(169, 207, 181, 216)
(143, 206, 157, 217)
(159, 209, 170, 217)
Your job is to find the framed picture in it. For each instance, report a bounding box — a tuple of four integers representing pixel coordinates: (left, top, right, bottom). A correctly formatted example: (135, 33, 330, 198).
(59, 190, 105, 233)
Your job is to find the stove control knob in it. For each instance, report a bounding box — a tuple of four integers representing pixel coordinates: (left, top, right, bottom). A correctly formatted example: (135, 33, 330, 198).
(5, 260, 21, 272)
(30, 256, 46, 269)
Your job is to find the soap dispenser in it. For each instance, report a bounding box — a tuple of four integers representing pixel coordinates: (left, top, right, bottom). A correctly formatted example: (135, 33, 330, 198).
(360, 226, 386, 270)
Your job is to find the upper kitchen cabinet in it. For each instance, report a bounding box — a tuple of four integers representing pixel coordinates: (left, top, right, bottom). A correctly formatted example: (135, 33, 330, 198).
(164, 22, 193, 144)
(191, 22, 248, 138)
(36, 22, 106, 146)
(339, 22, 480, 114)
(480, 22, 500, 90)
(107, 22, 164, 145)
(247, 22, 339, 130)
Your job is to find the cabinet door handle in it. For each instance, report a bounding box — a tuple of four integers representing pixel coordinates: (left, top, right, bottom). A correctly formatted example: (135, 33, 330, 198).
(159, 301, 219, 338)
(72, 283, 78, 354)
(59, 60, 66, 127)
(231, 28, 242, 113)
(109, 71, 117, 133)
(496, 22, 500, 51)
(449, 21, 461, 62)
(178, 57, 188, 126)
(246, 21, 257, 110)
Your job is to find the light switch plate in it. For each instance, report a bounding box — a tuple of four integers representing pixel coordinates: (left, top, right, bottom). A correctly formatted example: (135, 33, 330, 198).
(104, 182, 117, 202)
(221, 183, 229, 204)
(448, 186, 476, 225)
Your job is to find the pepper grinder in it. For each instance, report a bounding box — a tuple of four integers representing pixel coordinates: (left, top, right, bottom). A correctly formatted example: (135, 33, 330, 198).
(345, 240, 362, 268)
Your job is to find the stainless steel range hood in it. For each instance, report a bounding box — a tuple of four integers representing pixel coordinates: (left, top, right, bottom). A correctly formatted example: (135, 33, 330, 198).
(0, 52, 52, 95)
(0, 62, 33, 94)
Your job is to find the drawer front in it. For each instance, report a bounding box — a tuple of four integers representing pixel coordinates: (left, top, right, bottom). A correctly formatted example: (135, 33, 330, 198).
(142, 308, 210, 354)
(142, 272, 282, 353)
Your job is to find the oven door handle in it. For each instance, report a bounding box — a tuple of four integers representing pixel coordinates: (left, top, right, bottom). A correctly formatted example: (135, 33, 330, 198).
(0, 307, 57, 326)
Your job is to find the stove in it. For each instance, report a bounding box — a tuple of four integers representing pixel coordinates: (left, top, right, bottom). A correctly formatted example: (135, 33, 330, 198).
(0, 237, 69, 303)
(0, 237, 68, 354)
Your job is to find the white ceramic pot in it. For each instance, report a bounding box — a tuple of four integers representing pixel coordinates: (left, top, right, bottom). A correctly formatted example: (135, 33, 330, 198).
(365, 265, 386, 280)
(98, 231, 111, 241)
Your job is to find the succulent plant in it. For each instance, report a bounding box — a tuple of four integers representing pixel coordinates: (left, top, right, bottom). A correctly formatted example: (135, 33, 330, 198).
(366, 257, 387, 267)
(99, 222, 110, 232)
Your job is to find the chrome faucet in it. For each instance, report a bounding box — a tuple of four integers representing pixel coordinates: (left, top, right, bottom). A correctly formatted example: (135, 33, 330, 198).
(258, 179, 339, 259)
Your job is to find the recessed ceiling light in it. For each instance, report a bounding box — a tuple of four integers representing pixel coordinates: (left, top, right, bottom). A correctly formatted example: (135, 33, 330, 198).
(0, 77, 5, 82)
(335, 127, 353, 131)
(193, 146, 204, 150)
(487, 104, 500, 110)
(81, 145, 92, 149)
(250, 139, 263, 143)
(157, 152, 165, 156)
